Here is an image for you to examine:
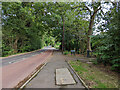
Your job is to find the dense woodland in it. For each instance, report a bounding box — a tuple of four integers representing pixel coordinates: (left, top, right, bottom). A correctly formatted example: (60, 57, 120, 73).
(2, 1, 120, 71)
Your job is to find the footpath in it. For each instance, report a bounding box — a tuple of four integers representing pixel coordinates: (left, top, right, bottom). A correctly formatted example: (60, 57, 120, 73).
(25, 50, 85, 88)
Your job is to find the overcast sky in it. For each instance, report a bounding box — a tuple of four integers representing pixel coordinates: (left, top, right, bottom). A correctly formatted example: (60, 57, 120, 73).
(93, 2, 113, 35)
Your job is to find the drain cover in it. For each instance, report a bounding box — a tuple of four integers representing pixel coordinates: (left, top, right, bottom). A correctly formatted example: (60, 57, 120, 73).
(56, 68, 76, 85)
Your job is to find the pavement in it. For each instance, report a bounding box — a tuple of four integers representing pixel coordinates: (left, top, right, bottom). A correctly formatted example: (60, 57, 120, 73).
(25, 50, 85, 88)
(56, 68, 76, 85)
(2, 50, 52, 88)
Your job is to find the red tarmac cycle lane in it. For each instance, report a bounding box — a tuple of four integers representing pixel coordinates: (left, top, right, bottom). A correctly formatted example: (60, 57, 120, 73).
(2, 50, 52, 88)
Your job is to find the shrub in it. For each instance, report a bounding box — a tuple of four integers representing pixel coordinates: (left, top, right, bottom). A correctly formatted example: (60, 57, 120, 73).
(63, 51, 69, 55)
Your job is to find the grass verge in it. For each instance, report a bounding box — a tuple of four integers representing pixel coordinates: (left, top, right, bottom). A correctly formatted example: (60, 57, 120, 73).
(69, 60, 119, 88)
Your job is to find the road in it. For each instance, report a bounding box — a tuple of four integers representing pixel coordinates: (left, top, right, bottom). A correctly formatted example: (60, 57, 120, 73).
(1, 49, 46, 67)
(2, 47, 54, 88)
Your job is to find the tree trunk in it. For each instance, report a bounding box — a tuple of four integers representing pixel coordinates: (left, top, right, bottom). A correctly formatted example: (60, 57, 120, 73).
(13, 37, 19, 53)
(87, 12, 97, 51)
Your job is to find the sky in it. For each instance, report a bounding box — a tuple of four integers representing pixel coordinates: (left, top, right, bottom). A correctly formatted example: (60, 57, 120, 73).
(93, 2, 113, 35)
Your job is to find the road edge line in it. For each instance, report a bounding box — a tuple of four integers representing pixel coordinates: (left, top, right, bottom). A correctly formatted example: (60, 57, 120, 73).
(66, 60, 89, 90)
(20, 62, 47, 89)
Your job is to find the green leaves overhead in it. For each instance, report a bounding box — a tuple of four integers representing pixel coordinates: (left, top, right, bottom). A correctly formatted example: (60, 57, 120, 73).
(2, 2, 120, 72)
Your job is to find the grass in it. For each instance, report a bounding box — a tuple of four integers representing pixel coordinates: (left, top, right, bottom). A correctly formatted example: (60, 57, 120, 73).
(69, 60, 119, 88)
(63, 51, 70, 55)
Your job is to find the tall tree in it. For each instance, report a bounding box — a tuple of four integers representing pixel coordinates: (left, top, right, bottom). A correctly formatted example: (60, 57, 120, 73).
(72, 1, 102, 51)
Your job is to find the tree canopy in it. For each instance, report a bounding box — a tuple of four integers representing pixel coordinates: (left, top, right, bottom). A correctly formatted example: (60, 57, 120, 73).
(2, 1, 120, 71)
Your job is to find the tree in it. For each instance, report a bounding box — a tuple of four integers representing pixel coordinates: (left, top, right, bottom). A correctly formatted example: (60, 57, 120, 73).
(72, 1, 103, 51)
(2, 2, 49, 56)
(91, 1, 120, 71)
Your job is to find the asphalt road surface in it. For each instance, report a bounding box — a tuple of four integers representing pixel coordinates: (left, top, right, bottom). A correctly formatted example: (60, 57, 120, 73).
(2, 49, 53, 88)
(1, 48, 47, 67)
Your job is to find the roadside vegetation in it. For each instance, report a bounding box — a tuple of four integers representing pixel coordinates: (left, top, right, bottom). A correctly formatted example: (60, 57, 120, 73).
(2, 1, 120, 73)
(69, 60, 119, 88)
(63, 51, 70, 55)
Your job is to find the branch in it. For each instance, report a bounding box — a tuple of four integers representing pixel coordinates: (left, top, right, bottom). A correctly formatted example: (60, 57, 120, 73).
(101, 9, 104, 16)
(71, 5, 92, 15)
(56, 2, 64, 7)
(85, 5, 92, 15)
(94, 6, 102, 14)
(111, 1, 116, 6)
(71, 5, 83, 9)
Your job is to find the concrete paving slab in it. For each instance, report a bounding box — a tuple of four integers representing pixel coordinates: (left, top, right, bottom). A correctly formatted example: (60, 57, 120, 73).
(56, 68, 76, 85)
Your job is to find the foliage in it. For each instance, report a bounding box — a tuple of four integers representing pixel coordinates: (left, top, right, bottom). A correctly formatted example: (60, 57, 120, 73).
(91, 59, 98, 65)
(1, 2, 97, 56)
(2, 2, 45, 56)
(63, 51, 69, 55)
(2, 2, 119, 72)
(91, 2, 120, 72)
(54, 42, 61, 49)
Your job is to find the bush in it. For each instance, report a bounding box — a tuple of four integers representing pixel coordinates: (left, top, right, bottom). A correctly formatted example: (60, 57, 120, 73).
(91, 59, 98, 65)
(54, 42, 61, 49)
(110, 58, 120, 72)
(63, 51, 69, 55)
